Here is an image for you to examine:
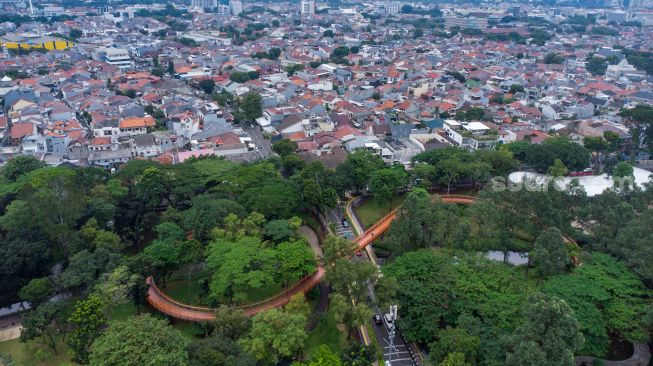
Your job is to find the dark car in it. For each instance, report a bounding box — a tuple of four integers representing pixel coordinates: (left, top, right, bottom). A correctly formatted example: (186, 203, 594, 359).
(373, 313, 382, 325)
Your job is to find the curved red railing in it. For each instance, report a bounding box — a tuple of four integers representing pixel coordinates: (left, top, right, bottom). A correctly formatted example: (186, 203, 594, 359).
(147, 195, 568, 321)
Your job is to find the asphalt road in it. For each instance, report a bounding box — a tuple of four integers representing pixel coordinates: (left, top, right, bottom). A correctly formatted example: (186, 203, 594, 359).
(244, 124, 273, 159)
(345, 199, 419, 366)
(371, 318, 417, 366)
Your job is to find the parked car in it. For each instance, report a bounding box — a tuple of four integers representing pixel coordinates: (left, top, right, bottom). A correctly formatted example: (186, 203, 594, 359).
(373, 313, 382, 325)
(384, 313, 394, 329)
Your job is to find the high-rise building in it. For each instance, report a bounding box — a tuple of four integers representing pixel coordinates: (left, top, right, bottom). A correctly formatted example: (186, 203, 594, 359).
(191, 0, 217, 9)
(444, 16, 488, 30)
(229, 0, 242, 15)
(300, 0, 315, 16)
(217, 4, 230, 15)
(386, 1, 400, 15)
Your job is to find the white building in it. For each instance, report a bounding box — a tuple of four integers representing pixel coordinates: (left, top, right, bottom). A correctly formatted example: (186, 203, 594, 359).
(444, 16, 488, 30)
(42, 6, 65, 17)
(442, 119, 499, 150)
(92, 47, 132, 69)
(386, 1, 400, 15)
(229, 0, 242, 15)
(191, 0, 217, 9)
(606, 59, 640, 79)
(300, 0, 315, 16)
(217, 4, 230, 15)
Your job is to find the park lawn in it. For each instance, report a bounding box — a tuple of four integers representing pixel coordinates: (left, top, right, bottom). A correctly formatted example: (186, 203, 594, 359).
(303, 307, 346, 360)
(161, 279, 206, 306)
(241, 278, 302, 304)
(354, 194, 406, 229)
(298, 212, 321, 234)
(0, 337, 78, 366)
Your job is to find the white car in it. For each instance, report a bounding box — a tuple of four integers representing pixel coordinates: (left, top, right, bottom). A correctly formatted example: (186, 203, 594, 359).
(384, 313, 394, 329)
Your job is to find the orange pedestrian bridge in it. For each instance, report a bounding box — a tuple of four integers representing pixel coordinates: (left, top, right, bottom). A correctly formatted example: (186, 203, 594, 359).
(146, 195, 478, 321)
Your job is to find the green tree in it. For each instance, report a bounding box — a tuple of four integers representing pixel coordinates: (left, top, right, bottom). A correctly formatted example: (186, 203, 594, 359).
(322, 235, 357, 264)
(620, 105, 653, 157)
(368, 166, 409, 210)
(505, 293, 584, 366)
(20, 302, 62, 355)
(2, 156, 45, 181)
(330, 293, 372, 339)
(69, 28, 83, 40)
(543, 53, 565, 64)
(213, 90, 234, 106)
(277, 239, 316, 286)
(182, 196, 246, 241)
(301, 345, 342, 366)
(508, 84, 525, 94)
(429, 328, 479, 365)
(89, 314, 189, 366)
(143, 239, 180, 285)
(68, 295, 106, 364)
(18, 277, 53, 307)
(0, 352, 13, 366)
(167, 60, 175, 75)
(239, 181, 302, 219)
(205, 236, 277, 303)
(211, 306, 251, 339)
(323, 29, 335, 37)
(134, 167, 169, 210)
(273, 139, 298, 156)
(198, 79, 215, 95)
(264, 220, 294, 243)
(547, 158, 568, 177)
(240, 295, 308, 363)
(583, 136, 610, 172)
(94, 265, 140, 307)
(530, 227, 570, 281)
(240, 93, 263, 122)
(188, 336, 255, 366)
(439, 352, 470, 366)
(334, 149, 384, 193)
(340, 344, 376, 366)
(612, 210, 653, 283)
(613, 161, 634, 178)
(439, 158, 466, 193)
(541, 253, 650, 356)
(412, 163, 437, 191)
(380, 189, 465, 254)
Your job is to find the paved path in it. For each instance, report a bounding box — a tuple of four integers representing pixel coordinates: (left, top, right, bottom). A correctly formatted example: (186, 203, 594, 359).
(0, 326, 20, 342)
(576, 343, 651, 366)
(299, 225, 322, 259)
(146, 195, 478, 321)
(0, 315, 21, 342)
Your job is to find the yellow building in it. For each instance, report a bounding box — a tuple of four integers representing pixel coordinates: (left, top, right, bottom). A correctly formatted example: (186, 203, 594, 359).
(0, 34, 74, 51)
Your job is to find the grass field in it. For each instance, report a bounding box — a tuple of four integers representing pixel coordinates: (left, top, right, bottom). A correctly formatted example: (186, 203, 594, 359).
(161, 279, 206, 306)
(303, 307, 346, 360)
(353, 194, 406, 229)
(0, 337, 78, 366)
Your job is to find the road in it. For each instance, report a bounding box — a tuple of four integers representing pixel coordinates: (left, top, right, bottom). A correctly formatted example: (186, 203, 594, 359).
(243, 124, 273, 159)
(371, 320, 417, 366)
(345, 197, 420, 366)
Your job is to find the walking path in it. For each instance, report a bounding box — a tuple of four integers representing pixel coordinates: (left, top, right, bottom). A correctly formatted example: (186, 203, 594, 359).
(146, 195, 477, 321)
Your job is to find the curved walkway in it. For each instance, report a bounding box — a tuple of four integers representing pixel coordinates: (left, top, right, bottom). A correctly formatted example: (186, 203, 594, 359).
(576, 343, 651, 366)
(146, 195, 479, 321)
